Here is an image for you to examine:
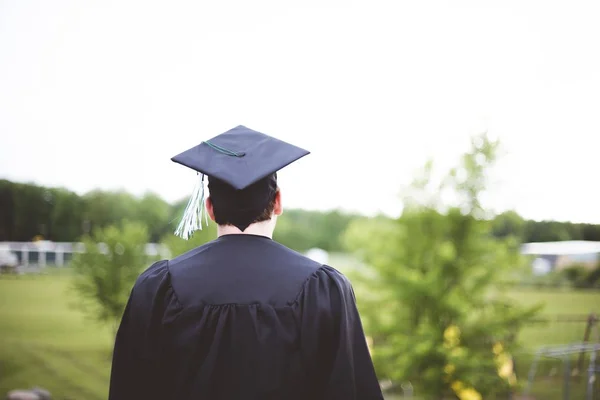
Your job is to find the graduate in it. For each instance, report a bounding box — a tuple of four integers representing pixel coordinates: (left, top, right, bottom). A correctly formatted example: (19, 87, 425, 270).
(108, 125, 383, 400)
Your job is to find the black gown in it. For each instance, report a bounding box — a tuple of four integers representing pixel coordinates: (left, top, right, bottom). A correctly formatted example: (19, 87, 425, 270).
(108, 234, 383, 399)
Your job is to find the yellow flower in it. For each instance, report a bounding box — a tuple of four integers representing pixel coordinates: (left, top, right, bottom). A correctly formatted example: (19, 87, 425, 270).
(444, 325, 461, 348)
(444, 363, 456, 375)
(492, 343, 518, 386)
(492, 342, 504, 355)
(451, 381, 482, 400)
(498, 361, 512, 379)
(458, 387, 483, 400)
(444, 325, 461, 341)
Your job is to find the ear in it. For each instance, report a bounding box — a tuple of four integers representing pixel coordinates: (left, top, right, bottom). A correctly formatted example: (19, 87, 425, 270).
(273, 189, 283, 216)
(206, 196, 216, 222)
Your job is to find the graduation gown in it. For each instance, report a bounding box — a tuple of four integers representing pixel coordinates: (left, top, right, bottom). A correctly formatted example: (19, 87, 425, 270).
(108, 234, 383, 400)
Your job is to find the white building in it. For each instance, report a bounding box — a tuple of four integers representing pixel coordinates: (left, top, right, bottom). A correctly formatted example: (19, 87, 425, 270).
(0, 241, 169, 268)
(521, 240, 600, 274)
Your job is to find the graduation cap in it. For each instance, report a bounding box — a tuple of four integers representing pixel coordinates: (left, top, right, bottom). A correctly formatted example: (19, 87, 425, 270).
(171, 125, 310, 239)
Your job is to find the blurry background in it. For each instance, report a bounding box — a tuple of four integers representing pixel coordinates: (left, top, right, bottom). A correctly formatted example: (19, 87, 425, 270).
(1, 0, 599, 399)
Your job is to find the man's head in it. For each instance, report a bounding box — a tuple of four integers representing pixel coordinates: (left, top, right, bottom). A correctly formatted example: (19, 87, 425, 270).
(171, 125, 309, 239)
(205, 173, 283, 231)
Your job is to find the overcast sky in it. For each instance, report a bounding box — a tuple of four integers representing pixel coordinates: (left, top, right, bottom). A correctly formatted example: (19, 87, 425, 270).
(1, 0, 598, 223)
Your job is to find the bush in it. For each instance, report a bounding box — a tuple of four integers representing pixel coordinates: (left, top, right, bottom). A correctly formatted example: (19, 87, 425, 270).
(70, 221, 153, 334)
(343, 134, 540, 399)
(585, 266, 600, 288)
(560, 264, 600, 288)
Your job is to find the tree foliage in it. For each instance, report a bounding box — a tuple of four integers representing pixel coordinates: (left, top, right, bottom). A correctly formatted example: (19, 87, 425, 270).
(560, 264, 600, 288)
(0, 176, 599, 250)
(344, 134, 541, 399)
(69, 221, 153, 333)
(0, 179, 362, 252)
(160, 221, 218, 258)
(274, 209, 358, 252)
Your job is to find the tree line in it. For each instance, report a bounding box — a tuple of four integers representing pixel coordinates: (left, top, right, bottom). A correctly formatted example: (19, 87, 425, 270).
(0, 179, 360, 252)
(1, 179, 600, 251)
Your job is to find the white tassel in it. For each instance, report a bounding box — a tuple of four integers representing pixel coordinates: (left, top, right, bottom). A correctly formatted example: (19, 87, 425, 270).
(174, 173, 207, 240)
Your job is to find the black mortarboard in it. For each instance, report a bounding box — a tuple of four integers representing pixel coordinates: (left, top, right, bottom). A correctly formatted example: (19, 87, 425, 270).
(171, 125, 310, 239)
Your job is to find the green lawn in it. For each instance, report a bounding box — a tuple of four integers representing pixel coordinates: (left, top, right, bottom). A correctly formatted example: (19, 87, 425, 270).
(507, 289, 600, 399)
(510, 289, 600, 347)
(0, 272, 112, 399)
(0, 270, 598, 399)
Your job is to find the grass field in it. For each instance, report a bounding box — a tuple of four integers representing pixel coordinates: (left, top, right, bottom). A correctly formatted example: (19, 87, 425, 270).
(508, 290, 600, 399)
(0, 270, 599, 399)
(0, 272, 112, 399)
(511, 289, 600, 346)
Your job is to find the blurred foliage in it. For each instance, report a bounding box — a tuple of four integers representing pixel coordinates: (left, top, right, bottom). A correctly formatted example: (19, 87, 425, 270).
(344, 134, 542, 399)
(560, 264, 600, 289)
(69, 221, 153, 334)
(515, 266, 573, 289)
(160, 221, 218, 258)
(515, 263, 600, 289)
(2, 179, 600, 252)
(562, 264, 589, 286)
(274, 209, 358, 252)
(0, 179, 361, 252)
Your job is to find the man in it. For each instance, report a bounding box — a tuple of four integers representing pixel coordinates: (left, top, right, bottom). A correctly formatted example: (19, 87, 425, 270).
(108, 125, 383, 399)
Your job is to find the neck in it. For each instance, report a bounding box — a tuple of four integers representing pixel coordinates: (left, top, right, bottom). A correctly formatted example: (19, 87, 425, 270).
(217, 218, 276, 238)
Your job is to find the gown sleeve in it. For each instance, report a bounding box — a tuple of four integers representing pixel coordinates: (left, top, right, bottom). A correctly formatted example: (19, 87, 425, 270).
(299, 265, 384, 400)
(108, 260, 182, 400)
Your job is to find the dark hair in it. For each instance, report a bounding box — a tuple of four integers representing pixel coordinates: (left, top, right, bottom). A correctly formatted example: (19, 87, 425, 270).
(208, 174, 278, 231)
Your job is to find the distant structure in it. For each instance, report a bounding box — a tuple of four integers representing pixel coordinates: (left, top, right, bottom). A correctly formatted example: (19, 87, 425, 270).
(521, 240, 600, 274)
(305, 248, 329, 265)
(0, 240, 170, 269)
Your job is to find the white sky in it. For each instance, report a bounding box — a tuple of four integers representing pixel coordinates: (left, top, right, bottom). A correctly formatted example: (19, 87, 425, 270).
(0, 0, 599, 223)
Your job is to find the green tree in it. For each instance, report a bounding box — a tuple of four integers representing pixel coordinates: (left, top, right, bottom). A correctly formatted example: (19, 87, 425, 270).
(586, 265, 600, 288)
(274, 210, 318, 251)
(11, 182, 48, 241)
(0, 180, 16, 241)
(136, 192, 172, 242)
(70, 221, 152, 335)
(523, 220, 581, 242)
(580, 223, 600, 241)
(492, 211, 526, 242)
(50, 188, 86, 241)
(560, 264, 589, 288)
(81, 190, 139, 234)
(344, 134, 540, 399)
(274, 209, 359, 252)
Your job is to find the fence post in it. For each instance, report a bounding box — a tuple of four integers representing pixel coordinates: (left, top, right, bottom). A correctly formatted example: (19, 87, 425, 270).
(587, 349, 596, 400)
(578, 313, 598, 373)
(524, 350, 541, 396)
(563, 355, 570, 400)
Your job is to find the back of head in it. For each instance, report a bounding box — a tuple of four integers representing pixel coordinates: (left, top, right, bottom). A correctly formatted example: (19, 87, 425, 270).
(208, 173, 279, 231)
